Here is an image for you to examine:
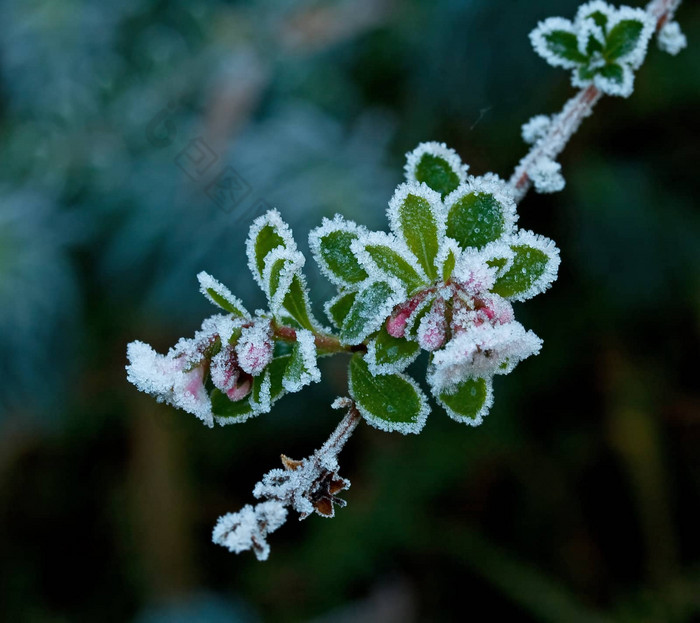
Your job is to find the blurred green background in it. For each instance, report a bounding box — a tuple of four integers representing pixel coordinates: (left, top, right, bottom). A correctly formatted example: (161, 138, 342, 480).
(1, 0, 699, 621)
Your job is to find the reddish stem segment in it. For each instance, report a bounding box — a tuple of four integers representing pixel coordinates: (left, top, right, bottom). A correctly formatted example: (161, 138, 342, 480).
(508, 0, 683, 204)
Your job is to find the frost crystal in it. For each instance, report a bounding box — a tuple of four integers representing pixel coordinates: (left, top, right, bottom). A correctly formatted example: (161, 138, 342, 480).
(521, 115, 552, 145)
(657, 21, 687, 56)
(428, 323, 543, 393)
(212, 501, 287, 561)
(529, 158, 565, 193)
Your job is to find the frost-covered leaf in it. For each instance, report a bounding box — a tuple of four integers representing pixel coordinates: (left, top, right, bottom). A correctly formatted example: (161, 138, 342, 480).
(261, 246, 317, 331)
(351, 232, 427, 294)
(282, 329, 321, 393)
(436, 238, 459, 282)
(404, 142, 467, 197)
(387, 182, 444, 280)
(324, 291, 357, 329)
(434, 376, 493, 426)
(445, 177, 517, 250)
(404, 294, 435, 340)
(340, 280, 404, 346)
(593, 61, 633, 97)
(491, 231, 560, 302)
(530, 18, 587, 68)
(197, 271, 249, 317)
(365, 325, 420, 375)
(348, 353, 429, 434)
(280, 274, 317, 331)
(246, 209, 297, 289)
(309, 216, 369, 288)
(604, 19, 644, 61)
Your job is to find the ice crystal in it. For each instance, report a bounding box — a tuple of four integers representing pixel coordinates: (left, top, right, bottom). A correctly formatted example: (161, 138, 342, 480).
(212, 501, 287, 561)
(657, 21, 687, 56)
(529, 158, 566, 193)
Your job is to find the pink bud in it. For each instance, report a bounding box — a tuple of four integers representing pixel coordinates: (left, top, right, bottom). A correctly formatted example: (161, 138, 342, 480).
(386, 293, 426, 338)
(226, 375, 252, 401)
(236, 320, 274, 376)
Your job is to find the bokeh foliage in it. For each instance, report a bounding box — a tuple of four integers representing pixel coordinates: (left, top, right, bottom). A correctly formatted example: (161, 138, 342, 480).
(1, 0, 699, 620)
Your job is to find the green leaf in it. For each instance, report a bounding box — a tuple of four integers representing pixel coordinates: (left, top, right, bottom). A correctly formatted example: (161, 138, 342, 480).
(446, 191, 508, 249)
(436, 377, 491, 425)
(366, 325, 420, 374)
(577, 65, 597, 82)
(604, 19, 643, 61)
(598, 62, 624, 84)
(317, 229, 368, 285)
(349, 353, 428, 434)
(254, 224, 285, 279)
(281, 275, 316, 331)
(394, 192, 441, 280)
(414, 153, 460, 197)
(440, 245, 457, 282)
(586, 10, 609, 30)
(491, 236, 558, 301)
(211, 388, 255, 422)
(340, 281, 398, 345)
(362, 243, 426, 292)
(325, 291, 357, 328)
(543, 30, 588, 64)
(584, 33, 604, 55)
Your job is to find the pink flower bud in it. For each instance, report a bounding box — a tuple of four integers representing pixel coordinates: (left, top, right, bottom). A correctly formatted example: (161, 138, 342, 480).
(417, 298, 447, 351)
(386, 293, 426, 338)
(236, 320, 274, 376)
(226, 375, 252, 401)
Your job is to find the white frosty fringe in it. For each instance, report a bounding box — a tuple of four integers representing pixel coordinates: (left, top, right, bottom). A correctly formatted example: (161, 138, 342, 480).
(349, 367, 430, 435)
(657, 21, 687, 55)
(365, 333, 420, 376)
(504, 229, 561, 302)
(522, 115, 552, 145)
(473, 240, 516, 280)
(387, 181, 446, 262)
(403, 141, 469, 187)
(282, 328, 321, 392)
(261, 245, 305, 316)
(250, 369, 273, 414)
(246, 209, 298, 289)
(126, 340, 214, 427)
(530, 17, 580, 69)
(433, 376, 495, 427)
(574, 0, 615, 28)
(349, 231, 428, 290)
(308, 215, 370, 289)
(212, 501, 288, 561)
(529, 157, 566, 193)
(197, 271, 249, 318)
(427, 322, 543, 393)
(443, 174, 519, 246)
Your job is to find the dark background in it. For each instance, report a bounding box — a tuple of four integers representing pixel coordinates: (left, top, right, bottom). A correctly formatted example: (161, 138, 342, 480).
(1, 0, 699, 621)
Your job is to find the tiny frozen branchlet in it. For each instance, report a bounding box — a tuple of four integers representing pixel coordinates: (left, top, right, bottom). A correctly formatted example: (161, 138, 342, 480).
(126, 0, 686, 560)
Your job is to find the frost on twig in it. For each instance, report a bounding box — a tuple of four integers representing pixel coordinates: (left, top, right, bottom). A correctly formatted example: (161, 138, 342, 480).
(212, 398, 359, 560)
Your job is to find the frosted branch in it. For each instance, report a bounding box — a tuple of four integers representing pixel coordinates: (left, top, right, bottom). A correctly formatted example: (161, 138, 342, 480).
(212, 399, 361, 560)
(509, 0, 684, 204)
